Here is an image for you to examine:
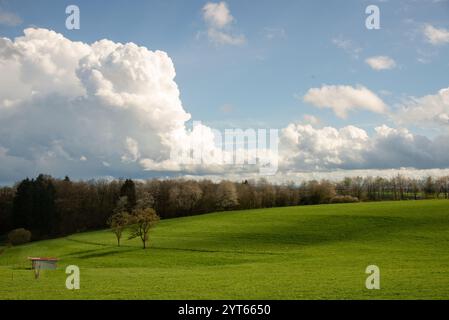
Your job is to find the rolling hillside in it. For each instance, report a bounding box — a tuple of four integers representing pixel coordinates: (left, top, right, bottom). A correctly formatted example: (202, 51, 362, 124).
(1, 200, 449, 299)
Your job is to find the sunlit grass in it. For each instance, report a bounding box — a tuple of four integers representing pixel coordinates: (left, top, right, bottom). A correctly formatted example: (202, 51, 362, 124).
(1, 200, 449, 299)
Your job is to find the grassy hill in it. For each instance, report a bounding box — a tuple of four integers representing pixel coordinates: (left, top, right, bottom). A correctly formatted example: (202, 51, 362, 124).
(1, 200, 449, 300)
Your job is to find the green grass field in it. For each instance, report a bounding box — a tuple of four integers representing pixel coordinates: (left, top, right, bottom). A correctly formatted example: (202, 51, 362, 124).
(1, 200, 449, 300)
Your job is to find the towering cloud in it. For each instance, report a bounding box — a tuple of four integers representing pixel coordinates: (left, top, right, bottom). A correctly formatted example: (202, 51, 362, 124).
(1, 28, 449, 184)
(0, 28, 200, 181)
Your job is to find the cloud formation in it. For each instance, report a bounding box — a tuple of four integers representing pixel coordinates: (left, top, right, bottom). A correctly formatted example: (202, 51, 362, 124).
(203, 2, 234, 29)
(303, 85, 387, 118)
(201, 2, 246, 46)
(0, 28, 198, 181)
(395, 87, 449, 128)
(332, 36, 362, 59)
(207, 28, 246, 46)
(279, 123, 449, 171)
(423, 24, 449, 45)
(1, 28, 449, 184)
(365, 56, 396, 70)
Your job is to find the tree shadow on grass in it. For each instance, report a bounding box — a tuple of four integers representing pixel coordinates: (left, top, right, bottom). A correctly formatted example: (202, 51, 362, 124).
(75, 248, 139, 259)
(64, 237, 115, 247)
(228, 216, 401, 246)
(62, 238, 141, 259)
(151, 246, 283, 256)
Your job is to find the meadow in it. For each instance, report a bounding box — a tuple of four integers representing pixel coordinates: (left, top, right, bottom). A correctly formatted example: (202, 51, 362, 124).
(1, 200, 449, 300)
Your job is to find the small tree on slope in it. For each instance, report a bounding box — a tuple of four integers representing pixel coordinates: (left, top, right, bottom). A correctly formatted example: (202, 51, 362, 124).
(107, 212, 131, 247)
(129, 208, 160, 249)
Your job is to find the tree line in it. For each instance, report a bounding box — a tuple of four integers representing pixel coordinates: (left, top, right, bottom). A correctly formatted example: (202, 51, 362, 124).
(1, 174, 448, 240)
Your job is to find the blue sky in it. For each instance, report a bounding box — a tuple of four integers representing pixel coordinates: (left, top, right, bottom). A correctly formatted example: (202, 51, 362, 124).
(1, 0, 448, 131)
(0, 0, 449, 183)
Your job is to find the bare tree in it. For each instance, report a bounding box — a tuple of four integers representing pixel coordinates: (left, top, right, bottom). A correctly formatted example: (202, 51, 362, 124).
(442, 176, 449, 199)
(216, 181, 239, 210)
(169, 181, 203, 214)
(395, 175, 406, 200)
(236, 181, 258, 209)
(410, 179, 420, 200)
(300, 180, 336, 205)
(436, 176, 449, 199)
(423, 176, 436, 198)
(351, 177, 366, 200)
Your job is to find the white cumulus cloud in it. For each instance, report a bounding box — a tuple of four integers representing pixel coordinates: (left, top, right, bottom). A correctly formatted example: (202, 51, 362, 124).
(279, 123, 449, 171)
(0, 28, 210, 181)
(1, 28, 449, 184)
(201, 2, 246, 46)
(365, 56, 396, 70)
(395, 87, 449, 127)
(203, 2, 234, 29)
(303, 85, 387, 118)
(423, 24, 449, 45)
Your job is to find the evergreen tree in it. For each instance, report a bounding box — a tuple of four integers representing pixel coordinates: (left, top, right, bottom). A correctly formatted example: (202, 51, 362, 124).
(120, 179, 137, 212)
(12, 178, 33, 230)
(12, 175, 58, 237)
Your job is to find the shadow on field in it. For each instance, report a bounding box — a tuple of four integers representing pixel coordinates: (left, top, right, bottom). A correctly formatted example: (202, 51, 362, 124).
(63, 238, 141, 259)
(65, 237, 115, 247)
(174, 214, 432, 249)
(63, 238, 280, 257)
(75, 248, 139, 259)
(62, 247, 141, 259)
(236, 215, 397, 245)
(151, 246, 282, 256)
(62, 212, 440, 259)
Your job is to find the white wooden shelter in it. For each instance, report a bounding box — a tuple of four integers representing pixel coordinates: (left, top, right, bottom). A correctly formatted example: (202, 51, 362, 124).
(28, 257, 59, 279)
